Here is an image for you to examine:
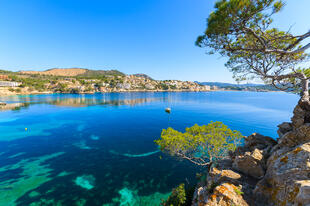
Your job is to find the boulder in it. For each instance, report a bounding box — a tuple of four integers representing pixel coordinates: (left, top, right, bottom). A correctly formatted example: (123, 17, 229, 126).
(192, 167, 254, 206)
(295, 180, 310, 205)
(254, 142, 310, 205)
(206, 183, 249, 206)
(291, 104, 306, 128)
(206, 168, 241, 188)
(277, 123, 310, 148)
(244, 133, 277, 151)
(277, 122, 293, 138)
(232, 148, 265, 179)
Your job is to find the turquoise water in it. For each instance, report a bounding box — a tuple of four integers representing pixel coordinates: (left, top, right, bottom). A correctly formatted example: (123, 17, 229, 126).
(0, 91, 298, 205)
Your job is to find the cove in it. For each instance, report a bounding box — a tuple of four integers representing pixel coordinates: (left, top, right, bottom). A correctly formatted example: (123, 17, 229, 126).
(0, 91, 298, 206)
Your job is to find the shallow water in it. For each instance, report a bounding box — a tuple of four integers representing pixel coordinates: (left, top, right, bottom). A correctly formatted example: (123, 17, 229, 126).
(0, 91, 298, 206)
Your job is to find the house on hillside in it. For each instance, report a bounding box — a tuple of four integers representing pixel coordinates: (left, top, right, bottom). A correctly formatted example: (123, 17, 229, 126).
(204, 85, 211, 91)
(0, 75, 10, 81)
(0, 81, 21, 87)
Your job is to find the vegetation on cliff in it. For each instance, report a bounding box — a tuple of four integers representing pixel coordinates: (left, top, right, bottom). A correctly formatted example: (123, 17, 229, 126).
(155, 122, 243, 168)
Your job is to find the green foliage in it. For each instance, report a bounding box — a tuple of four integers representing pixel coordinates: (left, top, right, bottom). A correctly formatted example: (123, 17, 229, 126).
(55, 83, 68, 92)
(207, 182, 219, 194)
(161, 183, 186, 206)
(155, 122, 243, 166)
(234, 187, 244, 195)
(158, 83, 169, 90)
(196, 0, 310, 95)
(8, 88, 21, 93)
(77, 69, 125, 79)
(14, 88, 21, 93)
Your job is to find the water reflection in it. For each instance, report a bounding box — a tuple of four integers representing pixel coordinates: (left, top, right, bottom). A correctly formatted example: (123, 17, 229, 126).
(0, 93, 169, 111)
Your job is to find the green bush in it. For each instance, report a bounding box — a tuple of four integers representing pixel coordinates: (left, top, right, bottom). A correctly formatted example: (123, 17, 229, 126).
(161, 183, 186, 206)
(155, 122, 243, 168)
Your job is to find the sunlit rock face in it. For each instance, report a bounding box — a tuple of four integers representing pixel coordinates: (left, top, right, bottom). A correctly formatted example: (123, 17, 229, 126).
(192, 103, 310, 206)
(253, 104, 310, 206)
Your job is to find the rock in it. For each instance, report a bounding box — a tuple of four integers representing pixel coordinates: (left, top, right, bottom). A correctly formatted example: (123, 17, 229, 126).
(295, 180, 310, 206)
(192, 167, 254, 206)
(202, 183, 249, 206)
(191, 117, 310, 206)
(254, 142, 310, 206)
(291, 104, 306, 128)
(277, 123, 310, 148)
(207, 168, 241, 188)
(233, 148, 265, 179)
(277, 131, 299, 148)
(295, 123, 310, 145)
(277, 122, 293, 138)
(244, 133, 277, 151)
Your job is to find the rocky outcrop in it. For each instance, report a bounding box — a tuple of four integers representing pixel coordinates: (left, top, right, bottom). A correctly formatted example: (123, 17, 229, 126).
(253, 103, 310, 206)
(232, 148, 265, 179)
(192, 166, 254, 206)
(254, 143, 310, 205)
(192, 103, 310, 206)
(232, 133, 276, 179)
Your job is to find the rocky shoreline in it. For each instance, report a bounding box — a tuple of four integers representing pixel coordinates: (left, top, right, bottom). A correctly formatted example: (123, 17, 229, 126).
(192, 103, 310, 206)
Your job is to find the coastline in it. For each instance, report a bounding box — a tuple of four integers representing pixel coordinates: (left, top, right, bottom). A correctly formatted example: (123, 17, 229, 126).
(0, 88, 288, 98)
(0, 88, 212, 97)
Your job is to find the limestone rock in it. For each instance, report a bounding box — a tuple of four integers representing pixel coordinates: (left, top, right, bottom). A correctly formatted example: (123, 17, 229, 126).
(277, 122, 293, 138)
(244, 133, 277, 151)
(193, 183, 249, 206)
(291, 104, 306, 128)
(277, 123, 310, 148)
(295, 180, 310, 206)
(192, 166, 255, 206)
(233, 148, 265, 179)
(254, 142, 310, 205)
(207, 168, 241, 188)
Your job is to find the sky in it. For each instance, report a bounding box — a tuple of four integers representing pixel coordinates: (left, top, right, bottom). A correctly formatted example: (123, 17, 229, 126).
(0, 0, 309, 82)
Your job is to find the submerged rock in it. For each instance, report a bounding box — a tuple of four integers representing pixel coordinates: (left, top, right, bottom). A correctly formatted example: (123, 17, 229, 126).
(90, 135, 100, 140)
(118, 188, 138, 206)
(74, 175, 96, 190)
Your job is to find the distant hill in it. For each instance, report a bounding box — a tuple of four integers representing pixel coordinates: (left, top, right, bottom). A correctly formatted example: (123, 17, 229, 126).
(19, 68, 125, 77)
(196, 81, 263, 87)
(77, 69, 125, 78)
(20, 68, 87, 76)
(132, 73, 153, 80)
(196, 81, 279, 91)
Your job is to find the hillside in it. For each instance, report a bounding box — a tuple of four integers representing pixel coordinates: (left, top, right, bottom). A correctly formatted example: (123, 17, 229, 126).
(0, 68, 210, 95)
(20, 68, 87, 76)
(196, 81, 279, 91)
(19, 68, 125, 77)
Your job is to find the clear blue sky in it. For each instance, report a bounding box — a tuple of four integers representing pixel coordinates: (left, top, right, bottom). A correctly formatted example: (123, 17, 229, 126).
(0, 0, 309, 82)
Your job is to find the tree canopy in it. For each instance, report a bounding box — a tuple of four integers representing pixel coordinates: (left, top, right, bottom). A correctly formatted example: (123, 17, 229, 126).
(196, 0, 310, 101)
(155, 122, 243, 167)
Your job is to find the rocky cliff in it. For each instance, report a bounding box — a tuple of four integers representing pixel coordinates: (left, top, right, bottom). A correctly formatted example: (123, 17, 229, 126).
(192, 101, 310, 206)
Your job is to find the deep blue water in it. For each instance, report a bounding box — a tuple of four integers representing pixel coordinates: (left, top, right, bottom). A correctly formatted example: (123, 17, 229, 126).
(0, 91, 299, 206)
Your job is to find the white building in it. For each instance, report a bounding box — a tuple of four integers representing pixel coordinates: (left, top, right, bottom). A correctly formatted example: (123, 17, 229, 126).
(0, 81, 21, 87)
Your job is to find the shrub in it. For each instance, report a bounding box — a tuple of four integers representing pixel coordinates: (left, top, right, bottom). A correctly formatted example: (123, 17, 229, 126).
(161, 183, 186, 206)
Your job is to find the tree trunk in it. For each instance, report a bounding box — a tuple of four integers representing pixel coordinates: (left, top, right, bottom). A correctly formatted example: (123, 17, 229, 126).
(301, 78, 309, 101)
(207, 161, 213, 173)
